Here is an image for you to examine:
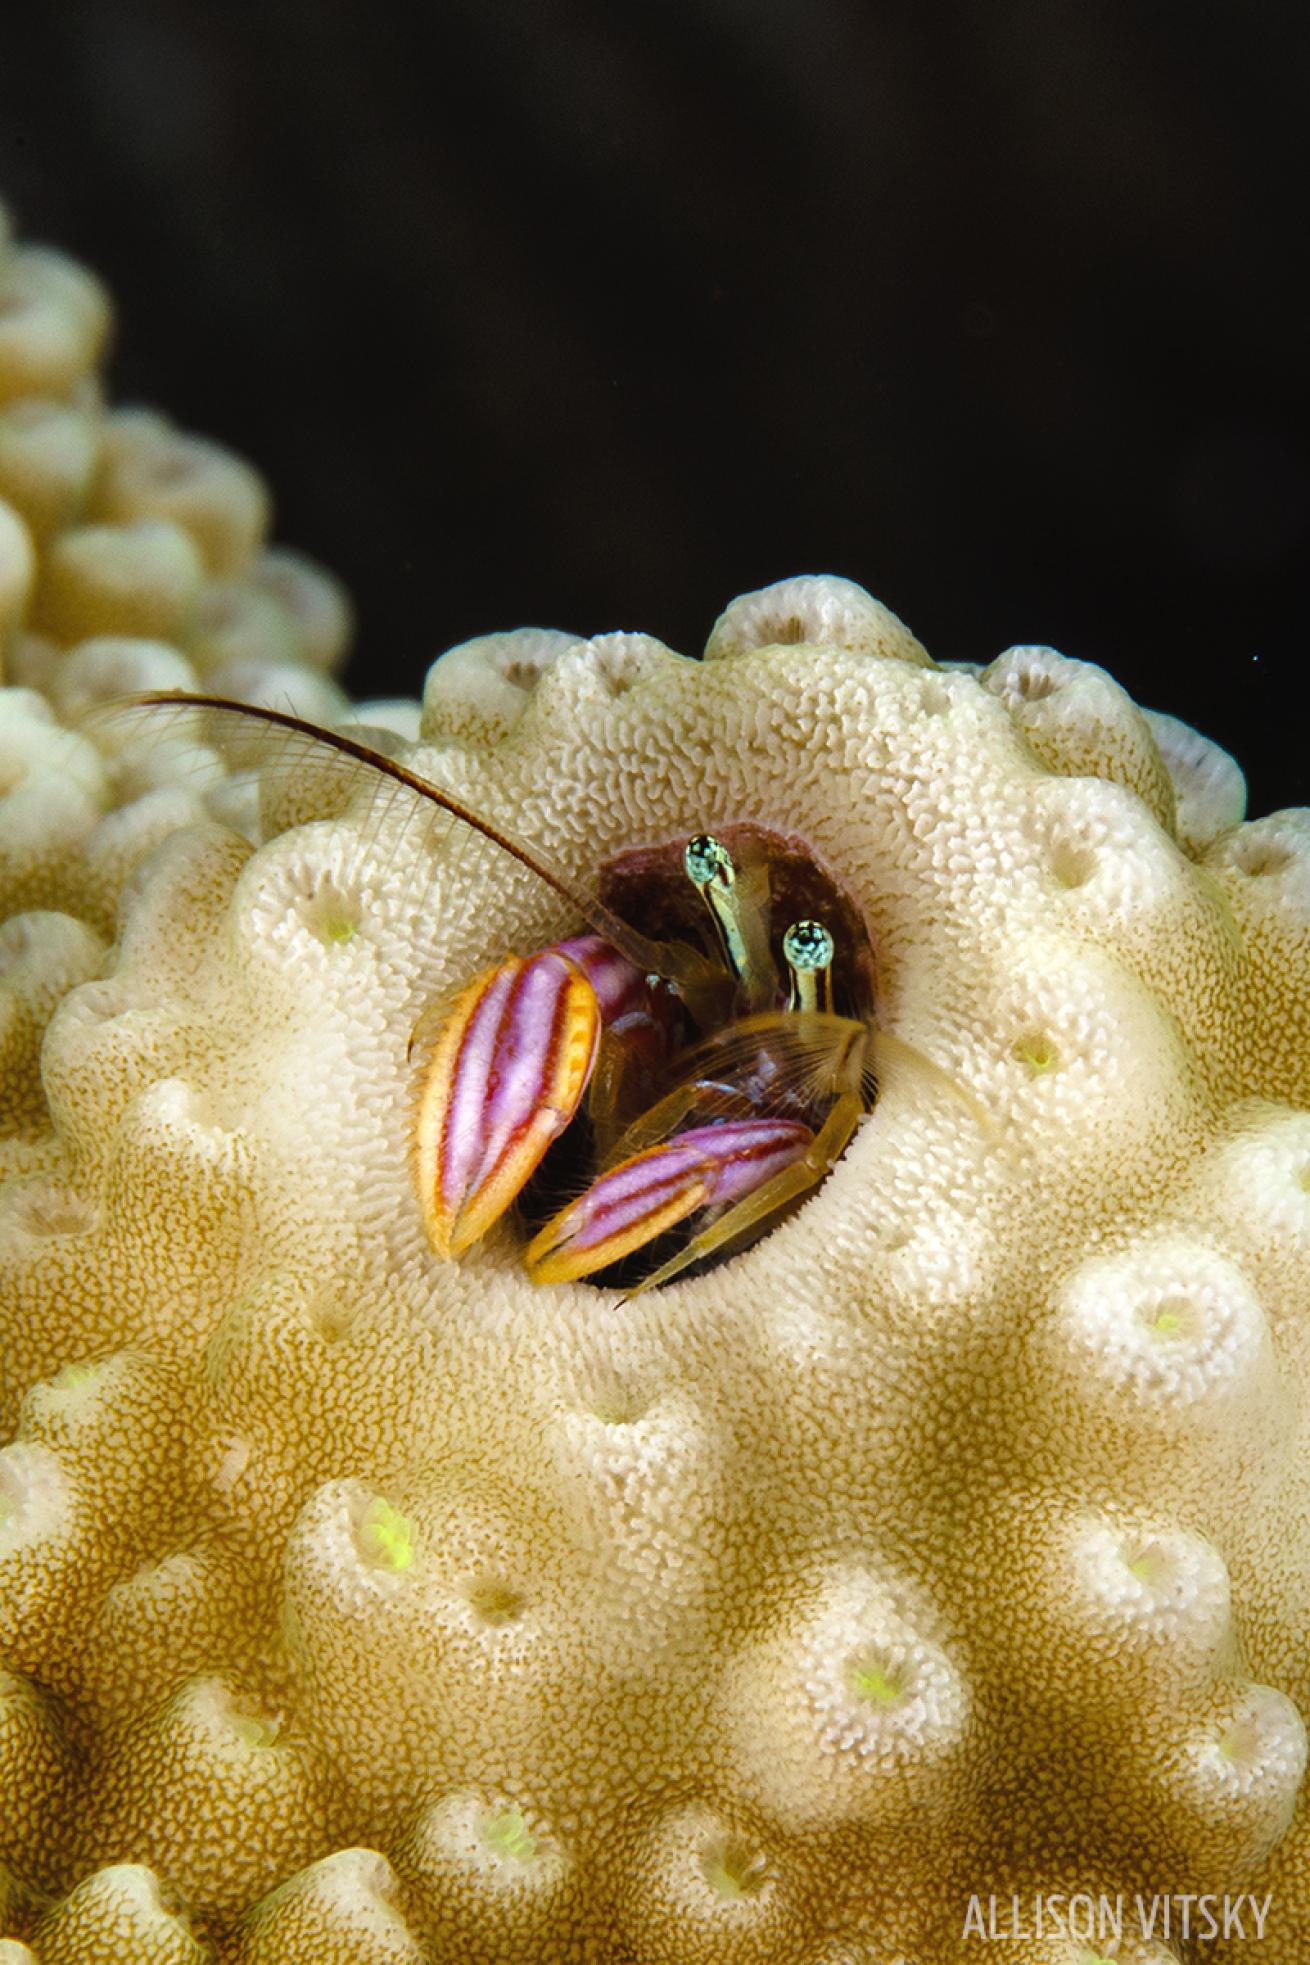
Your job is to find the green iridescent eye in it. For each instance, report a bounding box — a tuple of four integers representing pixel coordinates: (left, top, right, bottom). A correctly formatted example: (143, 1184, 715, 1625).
(683, 833, 735, 890)
(783, 919, 834, 1013)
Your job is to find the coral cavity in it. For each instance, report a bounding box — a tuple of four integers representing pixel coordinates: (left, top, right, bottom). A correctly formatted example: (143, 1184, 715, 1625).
(3, 201, 1310, 1961)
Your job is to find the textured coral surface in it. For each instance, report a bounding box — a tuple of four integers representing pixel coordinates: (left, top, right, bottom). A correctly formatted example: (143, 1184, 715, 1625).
(3, 206, 1310, 1963)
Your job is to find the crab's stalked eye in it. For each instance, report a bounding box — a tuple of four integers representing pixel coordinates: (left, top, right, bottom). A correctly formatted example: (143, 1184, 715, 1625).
(783, 920, 835, 1014)
(683, 833, 733, 891)
(683, 832, 777, 1010)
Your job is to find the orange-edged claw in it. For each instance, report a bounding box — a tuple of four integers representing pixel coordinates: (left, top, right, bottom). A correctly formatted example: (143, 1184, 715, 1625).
(414, 949, 602, 1258)
(524, 1116, 813, 1286)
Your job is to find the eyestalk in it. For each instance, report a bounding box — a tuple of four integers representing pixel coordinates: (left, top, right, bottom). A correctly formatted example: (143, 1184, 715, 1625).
(683, 833, 777, 1008)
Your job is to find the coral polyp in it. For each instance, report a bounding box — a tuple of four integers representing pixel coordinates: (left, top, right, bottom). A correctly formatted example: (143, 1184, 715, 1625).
(2, 203, 1309, 1961)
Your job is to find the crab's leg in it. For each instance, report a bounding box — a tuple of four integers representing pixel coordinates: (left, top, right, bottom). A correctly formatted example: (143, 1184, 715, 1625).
(594, 1069, 753, 1169)
(523, 1116, 814, 1286)
(622, 1089, 866, 1296)
(583, 1000, 684, 1161)
(595, 1006, 867, 1170)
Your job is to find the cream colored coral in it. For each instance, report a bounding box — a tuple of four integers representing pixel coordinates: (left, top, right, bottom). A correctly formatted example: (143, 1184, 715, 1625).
(3, 565, 1309, 1961)
(0, 200, 352, 709)
(3, 206, 1310, 1962)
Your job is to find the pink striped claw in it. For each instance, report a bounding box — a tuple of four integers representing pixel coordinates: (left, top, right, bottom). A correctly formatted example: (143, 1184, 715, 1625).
(414, 947, 604, 1259)
(524, 1116, 813, 1286)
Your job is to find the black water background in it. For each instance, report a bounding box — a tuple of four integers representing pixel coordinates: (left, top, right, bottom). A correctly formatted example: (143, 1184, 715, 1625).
(2, 0, 1306, 816)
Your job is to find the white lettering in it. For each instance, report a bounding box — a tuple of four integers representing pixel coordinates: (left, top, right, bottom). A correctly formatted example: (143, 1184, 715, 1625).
(1067, 1894, 1096, 1940)
(1135, 1894, 1161, 1938)
(961, 1895, 987, 1938)
(959, 1887, 1274, 1943)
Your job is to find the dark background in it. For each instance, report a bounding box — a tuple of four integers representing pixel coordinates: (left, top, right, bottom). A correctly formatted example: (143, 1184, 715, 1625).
(2, 0, 1307, 815)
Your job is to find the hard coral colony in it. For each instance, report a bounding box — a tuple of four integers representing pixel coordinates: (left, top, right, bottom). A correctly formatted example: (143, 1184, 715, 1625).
(1, 204, 1308, 1964)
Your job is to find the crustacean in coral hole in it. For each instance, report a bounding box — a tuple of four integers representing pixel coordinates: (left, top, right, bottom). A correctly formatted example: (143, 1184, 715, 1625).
(93, 692, 979, 1293)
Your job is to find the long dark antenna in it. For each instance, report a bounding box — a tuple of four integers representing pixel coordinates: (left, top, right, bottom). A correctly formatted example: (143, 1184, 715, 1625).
(108, 694, 717, 998)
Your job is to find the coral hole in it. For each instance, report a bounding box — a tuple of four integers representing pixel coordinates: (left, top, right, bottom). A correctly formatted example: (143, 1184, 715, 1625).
(514, 826, 877, 1290)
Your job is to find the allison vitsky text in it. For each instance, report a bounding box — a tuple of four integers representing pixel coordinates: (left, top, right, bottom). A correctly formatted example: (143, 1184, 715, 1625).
(961, 1892, 1275, 1943)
